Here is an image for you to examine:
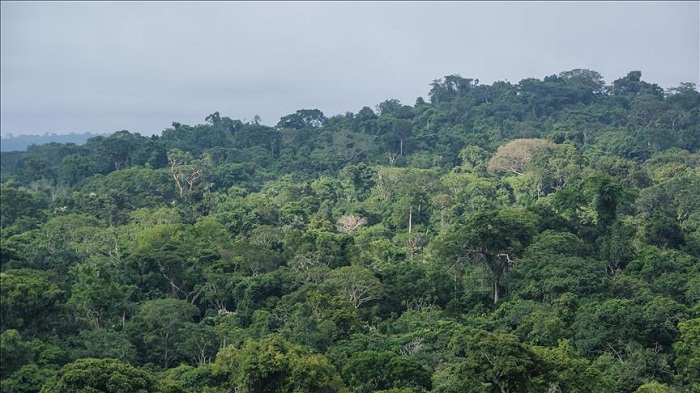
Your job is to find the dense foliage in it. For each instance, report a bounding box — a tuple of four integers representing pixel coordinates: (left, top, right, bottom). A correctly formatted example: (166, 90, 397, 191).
(1, 69, 699, 392)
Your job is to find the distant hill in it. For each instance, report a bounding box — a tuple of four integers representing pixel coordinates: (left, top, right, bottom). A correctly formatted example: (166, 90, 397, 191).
(0, 132, 109, 152)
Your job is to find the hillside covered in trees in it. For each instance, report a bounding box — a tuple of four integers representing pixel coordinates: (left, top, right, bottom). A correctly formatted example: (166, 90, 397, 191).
(1, 69, 699, 392)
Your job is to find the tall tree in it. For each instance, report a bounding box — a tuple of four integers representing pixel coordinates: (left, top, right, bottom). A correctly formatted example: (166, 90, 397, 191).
(434, 208, 538, 304)
(126, 298, 198, 368)
(167, 149, 212, 198)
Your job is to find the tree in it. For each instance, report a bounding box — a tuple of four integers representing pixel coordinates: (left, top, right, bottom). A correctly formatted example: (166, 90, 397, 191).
(572, 299, 645, 356)
(126, 298, 198, 368)
(439, 330, 541, 393)
(582, 172, 625, 229)
(0, 329, 33, 379)
(57, 154, 94, 187)
(557, 69, 606, 103)
(551, 172, 627, 235)
(353, 106, 380, 134)
(175, 321, 221, 366)
(40, 358, 162, 393)
(456, 145, 491, 174)
(673, 318, 700, 389)
(0, 269, 63, 335)
(212, 335, 347, 393)
(391, 119, 413, 156)
(487, 139, 553, 176)
(167, 149, 212, 198)
(429, 74, 476, 104)
(70, 167, 177, 224)
(277, 109, 327, 130)
(1, 363, 56, 393)
(510, 254, 608, 302)
(339, 163, 376, 201)
(341, 350, 432, 392)
(526, 143, 584, 196)
(636, 167, 700, 224)
(610, 71, 664, 97)
(336, 214, 368, 234)
(0, 188, 45, 229)
(325, 265, 383, 309)
(158, 364, 219, 393)
(642, 214, 685, 250)
(68, 259, 135, 330)
(96, 130, 146, 172)
(634, 381, 673, 393)
(434, 208, 538, 304)
(205, 111, 221, 125)
(376, 99, 413, 118)
(625, 247, 696, 305)
(531, 339, 607, 392)
(126, 220, 229, 303)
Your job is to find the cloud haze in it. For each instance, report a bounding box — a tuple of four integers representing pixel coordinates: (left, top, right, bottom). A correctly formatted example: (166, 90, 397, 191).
(1, 1, 698, 136)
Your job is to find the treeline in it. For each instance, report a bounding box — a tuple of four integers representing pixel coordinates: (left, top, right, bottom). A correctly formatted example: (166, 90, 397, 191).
(1, 69, 699, 392)
(0, 132, 110, 153)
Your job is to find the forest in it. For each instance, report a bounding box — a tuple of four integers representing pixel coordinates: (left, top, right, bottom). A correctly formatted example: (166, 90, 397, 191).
(0, 69, 698, 392)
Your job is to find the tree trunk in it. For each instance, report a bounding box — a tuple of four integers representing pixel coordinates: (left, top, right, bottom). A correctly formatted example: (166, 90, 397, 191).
(493, 278, 499, 305)
(492, 265, 502, 305)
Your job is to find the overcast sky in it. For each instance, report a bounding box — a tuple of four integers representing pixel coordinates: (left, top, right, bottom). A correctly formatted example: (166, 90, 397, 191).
(1, 1, 698, 137)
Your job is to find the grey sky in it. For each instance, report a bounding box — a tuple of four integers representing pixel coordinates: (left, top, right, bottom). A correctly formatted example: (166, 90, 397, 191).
(1, 1, 698, 137)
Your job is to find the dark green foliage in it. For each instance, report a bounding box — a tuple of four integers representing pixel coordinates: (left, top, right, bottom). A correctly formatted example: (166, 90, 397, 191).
(212, 335, 346, 393)
(126, 298, 199, 368)
(673, 318, 700, 389)
(160, 364, 220, 393)
(342, 350, 431, 392)
(509, 255, 609, 302)
(40, 358, 161, 393)
(1, 329, 33, 379)
(0, 270, 63, 335)
(0, 188, 45, 229)
(1, 363, 57, 393)
(440, 330, 541, 393)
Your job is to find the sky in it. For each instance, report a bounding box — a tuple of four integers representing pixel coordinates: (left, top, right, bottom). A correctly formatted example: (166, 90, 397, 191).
(1, 1, 698, 137)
